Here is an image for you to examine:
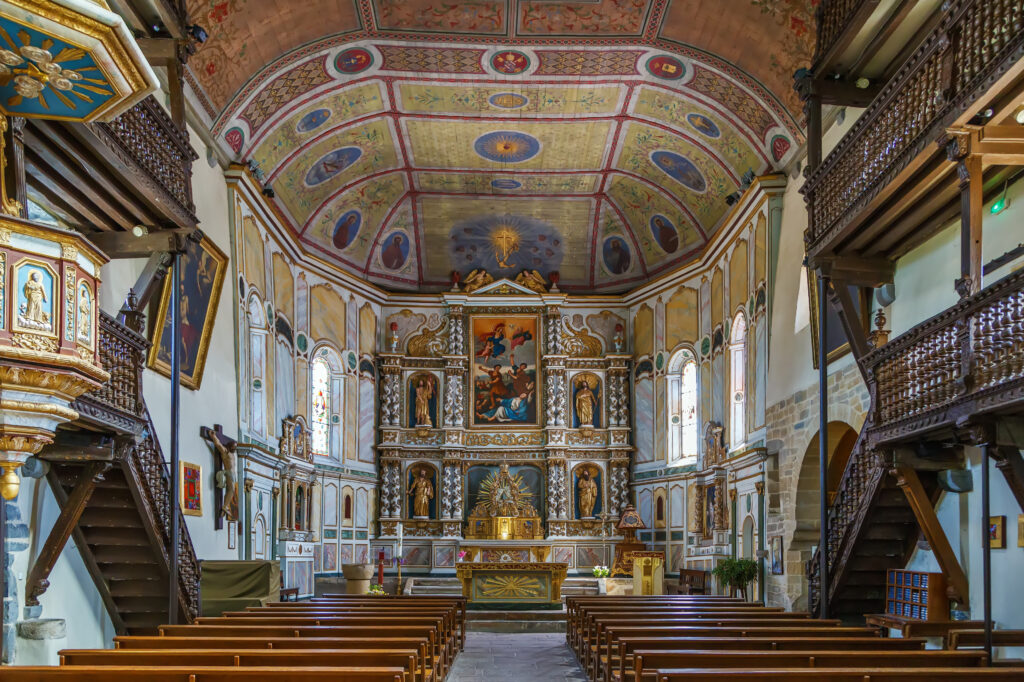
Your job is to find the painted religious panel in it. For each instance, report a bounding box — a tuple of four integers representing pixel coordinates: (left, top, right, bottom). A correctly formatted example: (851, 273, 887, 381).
(148, 235, 228, 390)
(471, 316, 539, 427)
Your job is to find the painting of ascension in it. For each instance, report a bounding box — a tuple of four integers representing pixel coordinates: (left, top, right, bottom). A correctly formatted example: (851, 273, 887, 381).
(471, 316, 540, 427)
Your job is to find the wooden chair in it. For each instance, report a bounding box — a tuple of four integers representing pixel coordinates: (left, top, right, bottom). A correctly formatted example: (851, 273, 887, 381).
(666, 570, 709, 595)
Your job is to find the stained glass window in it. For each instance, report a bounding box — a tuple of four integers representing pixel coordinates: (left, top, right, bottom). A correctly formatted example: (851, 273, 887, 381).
(680, 358, 698, 458)
(311, 357, 330, 456)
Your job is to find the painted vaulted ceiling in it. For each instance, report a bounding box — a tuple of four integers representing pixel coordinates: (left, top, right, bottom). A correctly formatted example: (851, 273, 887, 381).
(188, 0, 813, 292)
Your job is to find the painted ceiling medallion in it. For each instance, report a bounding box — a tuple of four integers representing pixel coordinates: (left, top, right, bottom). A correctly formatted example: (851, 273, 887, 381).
(335, 47, 373, 74)
(649, 214, 679, 253)
(645, 54, 685, 80)
(488, 92, 528, 109)
(0, 0, 157, 121)
(449, 213, 562, 275)
(297, 108, 331, 132)
(491, 178, 522, 190)
(474, 131, 540, 163)
(651, 150, 706, 193)
(305, 146, 362, 186)
(686, 113, 720, 138)
(490, 50, 530, 75)
(332, 209, 361, 250)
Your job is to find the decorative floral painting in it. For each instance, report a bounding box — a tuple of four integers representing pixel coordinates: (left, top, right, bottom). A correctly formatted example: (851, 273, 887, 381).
(180, 461, 202, 517)
(149, 235, 228, 390)
(472, 316, 539, 427)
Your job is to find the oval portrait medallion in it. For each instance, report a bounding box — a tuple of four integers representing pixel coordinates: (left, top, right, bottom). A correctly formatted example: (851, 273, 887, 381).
(297, 108, 331, 133)
(332, 209, 362, 249)
(304, 146, 362, 186)
(651, 150, 707, 192)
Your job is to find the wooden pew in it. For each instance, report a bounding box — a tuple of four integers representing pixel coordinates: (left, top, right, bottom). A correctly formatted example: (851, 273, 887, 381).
(0, 666, 406, 681)
(113, 636, 435, 681)
(59, 649, 421, 682)
(652, 668, 1024, 681)
(631, 651, 987, 682)
(607, 637, 929, 682)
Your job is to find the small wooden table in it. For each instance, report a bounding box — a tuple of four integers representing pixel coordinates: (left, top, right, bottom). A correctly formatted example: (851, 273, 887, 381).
(865, 614, 984, 646)
(455, 562, 568, 609)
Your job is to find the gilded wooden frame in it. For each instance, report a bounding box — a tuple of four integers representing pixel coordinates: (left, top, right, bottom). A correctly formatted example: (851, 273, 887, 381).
(180, 460, 202, 517)
(148, 234, 228, 390)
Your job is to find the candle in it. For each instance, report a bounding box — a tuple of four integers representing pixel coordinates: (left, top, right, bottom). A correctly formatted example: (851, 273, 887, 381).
(397, 521, 403, 558)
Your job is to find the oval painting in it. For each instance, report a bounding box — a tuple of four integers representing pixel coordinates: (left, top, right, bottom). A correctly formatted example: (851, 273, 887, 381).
(602, 236, 632, 275)
(651, 150, 707, 192)
(297, 108, 331, 133)
(474, 131, 541, 163)
(686, 113, 720, 138)
(379, 231, 410, 270)
(649, 214, 680, 253)
(332, 209, 361, 249)
(305, 147, 362, 186)
(488, 92, 529, 109)
(491, 178, 522, 190)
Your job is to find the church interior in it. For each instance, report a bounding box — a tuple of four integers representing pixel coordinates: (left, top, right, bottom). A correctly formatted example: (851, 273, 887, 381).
(0, 0, 1023, 678)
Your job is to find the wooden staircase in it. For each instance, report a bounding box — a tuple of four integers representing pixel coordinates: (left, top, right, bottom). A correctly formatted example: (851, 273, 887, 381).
(31, 312, 200, 635)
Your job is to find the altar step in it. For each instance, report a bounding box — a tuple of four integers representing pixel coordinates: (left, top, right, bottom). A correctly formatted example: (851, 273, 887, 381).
(467, 610, 568, 633)
(404, 576, 601, 600)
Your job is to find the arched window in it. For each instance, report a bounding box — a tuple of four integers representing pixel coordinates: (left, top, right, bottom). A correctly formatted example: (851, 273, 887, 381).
(730, 312, 747, 448)
(247, 294, 268, 439)
(310, 356, 331, 456)
(667, 348, 699, 463)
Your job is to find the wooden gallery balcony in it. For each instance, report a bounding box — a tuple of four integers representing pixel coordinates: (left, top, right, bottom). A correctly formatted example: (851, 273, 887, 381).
(803, 0, 1024, 265)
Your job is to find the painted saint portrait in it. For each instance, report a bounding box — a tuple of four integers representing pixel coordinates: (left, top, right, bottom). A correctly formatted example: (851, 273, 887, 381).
(472, 316, 539, 427)
(304, 146, 362, 187)
(407, 372, 438, 428)
(651, 150, 707, 193)
(686, 113, 721, 138)
(649, 214, 680, 253)
(14, 263, 55, 334)
(572, 373, 601, 429)
(379, 231, 409, 270)
(603, 237, 631, 275)
(148, 235, 228, 390)
(332, 210, 361, 250)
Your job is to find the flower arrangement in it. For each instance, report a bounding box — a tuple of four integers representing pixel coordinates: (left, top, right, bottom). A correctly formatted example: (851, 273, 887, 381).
(592, 565, 610, 578)
(367, 583, 386, 596)
(457, 550, 467, 562)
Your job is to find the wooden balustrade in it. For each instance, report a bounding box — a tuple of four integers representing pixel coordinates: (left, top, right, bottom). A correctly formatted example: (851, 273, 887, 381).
(92, 95, 198, 227)
(803, 0, 1024, 257)
(866, 267, 1024, 444)
(813, 0, 864, 67)
(73, 312, 148, 435)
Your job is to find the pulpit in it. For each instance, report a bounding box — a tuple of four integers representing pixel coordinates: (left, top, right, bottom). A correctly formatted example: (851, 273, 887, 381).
(611, 504, 647, 577)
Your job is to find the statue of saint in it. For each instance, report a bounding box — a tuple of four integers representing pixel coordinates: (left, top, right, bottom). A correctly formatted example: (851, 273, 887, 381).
(212, 436, 238, 521)
(77, 288, 91, 340)
(408, 468, 434, 518)
(578, 468, 598, 518)
(575, 376, 597, 428)
(22, 270, 48, 326)
(414, 376, 434, 427)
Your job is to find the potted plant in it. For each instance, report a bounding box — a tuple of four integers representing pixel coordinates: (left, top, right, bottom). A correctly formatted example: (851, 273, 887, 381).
(367, 583, 386, 597)
(711, 558, 758, 600)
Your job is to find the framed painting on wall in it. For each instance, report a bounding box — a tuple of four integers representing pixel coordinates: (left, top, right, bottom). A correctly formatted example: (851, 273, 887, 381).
(180, 461, 202, 517)
(770, 535, 783, 575)
(806, 271, 872, 369)
(148, 234, 228, 390)
(989, 516, 1006, 549)
(1018, 515, 1024, 547)
(471, 315, 540, 427)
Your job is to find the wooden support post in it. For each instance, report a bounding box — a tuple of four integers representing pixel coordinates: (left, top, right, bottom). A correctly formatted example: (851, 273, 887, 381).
(168, 251, 181, 625)
(816, 271, 829, 619)
(991, 446, 1024, 513)
(26, 463, 108, 606)
(981, 443, 993, 665)
(949, 133, 983, 297)
(807, 95, 823, 172)
(893, 466, 970, 607)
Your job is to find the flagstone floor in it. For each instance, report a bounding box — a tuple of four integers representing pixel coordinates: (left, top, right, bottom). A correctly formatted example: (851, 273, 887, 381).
(447, 632, 589, 681)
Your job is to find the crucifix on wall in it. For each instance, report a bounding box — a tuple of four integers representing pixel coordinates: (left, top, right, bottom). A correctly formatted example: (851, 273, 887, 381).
(200, 424, 239, 531)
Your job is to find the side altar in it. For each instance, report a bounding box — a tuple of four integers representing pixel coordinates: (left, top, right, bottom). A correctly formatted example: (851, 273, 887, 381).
(456, 562, 568, 609)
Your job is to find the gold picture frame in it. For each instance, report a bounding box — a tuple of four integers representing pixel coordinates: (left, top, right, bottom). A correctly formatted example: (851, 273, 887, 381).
(807, 270, 871, 369)
(180, 461, 202, 517)
(1018, 515, 1024, 548)
(470, 315, 541, 429)
(148, 234, 228, 390)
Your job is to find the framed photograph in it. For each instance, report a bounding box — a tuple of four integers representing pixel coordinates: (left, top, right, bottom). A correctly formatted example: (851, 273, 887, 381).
(180, 461, 202, 517)
(807, 271, 872, 369)
(471, 315, 540, 427)
(770, 535, 783, 575)
(1018, 515, 1024, 548)
(990, 515, 1006, 549)
(148, 234, 228, 390)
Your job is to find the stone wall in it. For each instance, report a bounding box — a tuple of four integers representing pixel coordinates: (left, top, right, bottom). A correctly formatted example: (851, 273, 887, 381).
(763, 362, 869, 610)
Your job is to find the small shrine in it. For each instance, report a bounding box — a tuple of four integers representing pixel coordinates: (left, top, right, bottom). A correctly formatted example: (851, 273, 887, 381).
(465, 463, 544, 541)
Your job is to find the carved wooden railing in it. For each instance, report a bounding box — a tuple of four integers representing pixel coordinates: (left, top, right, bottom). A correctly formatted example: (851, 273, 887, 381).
(807, 426, 887, 615)
(73, 311, 147, 434)
(813, 0, 864, 67)
(93, 95, 198, 226)
(803, 0, 1024, 256)
(866, 267, 1024, 444)
(121, 406, 201, 622)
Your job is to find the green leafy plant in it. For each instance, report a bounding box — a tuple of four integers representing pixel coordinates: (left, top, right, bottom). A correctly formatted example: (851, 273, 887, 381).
(367, 583, 386, 596)
(711, 558, 758, 597)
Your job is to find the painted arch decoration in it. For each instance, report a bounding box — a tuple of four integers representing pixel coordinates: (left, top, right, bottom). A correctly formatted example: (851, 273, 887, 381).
(195, 8, 808, 292)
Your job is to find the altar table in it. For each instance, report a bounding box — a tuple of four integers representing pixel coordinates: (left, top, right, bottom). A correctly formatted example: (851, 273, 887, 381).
(455, 562, 568, 609)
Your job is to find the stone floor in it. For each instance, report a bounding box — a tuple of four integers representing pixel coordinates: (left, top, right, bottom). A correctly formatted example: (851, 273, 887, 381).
(447, 632, 588, 681)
